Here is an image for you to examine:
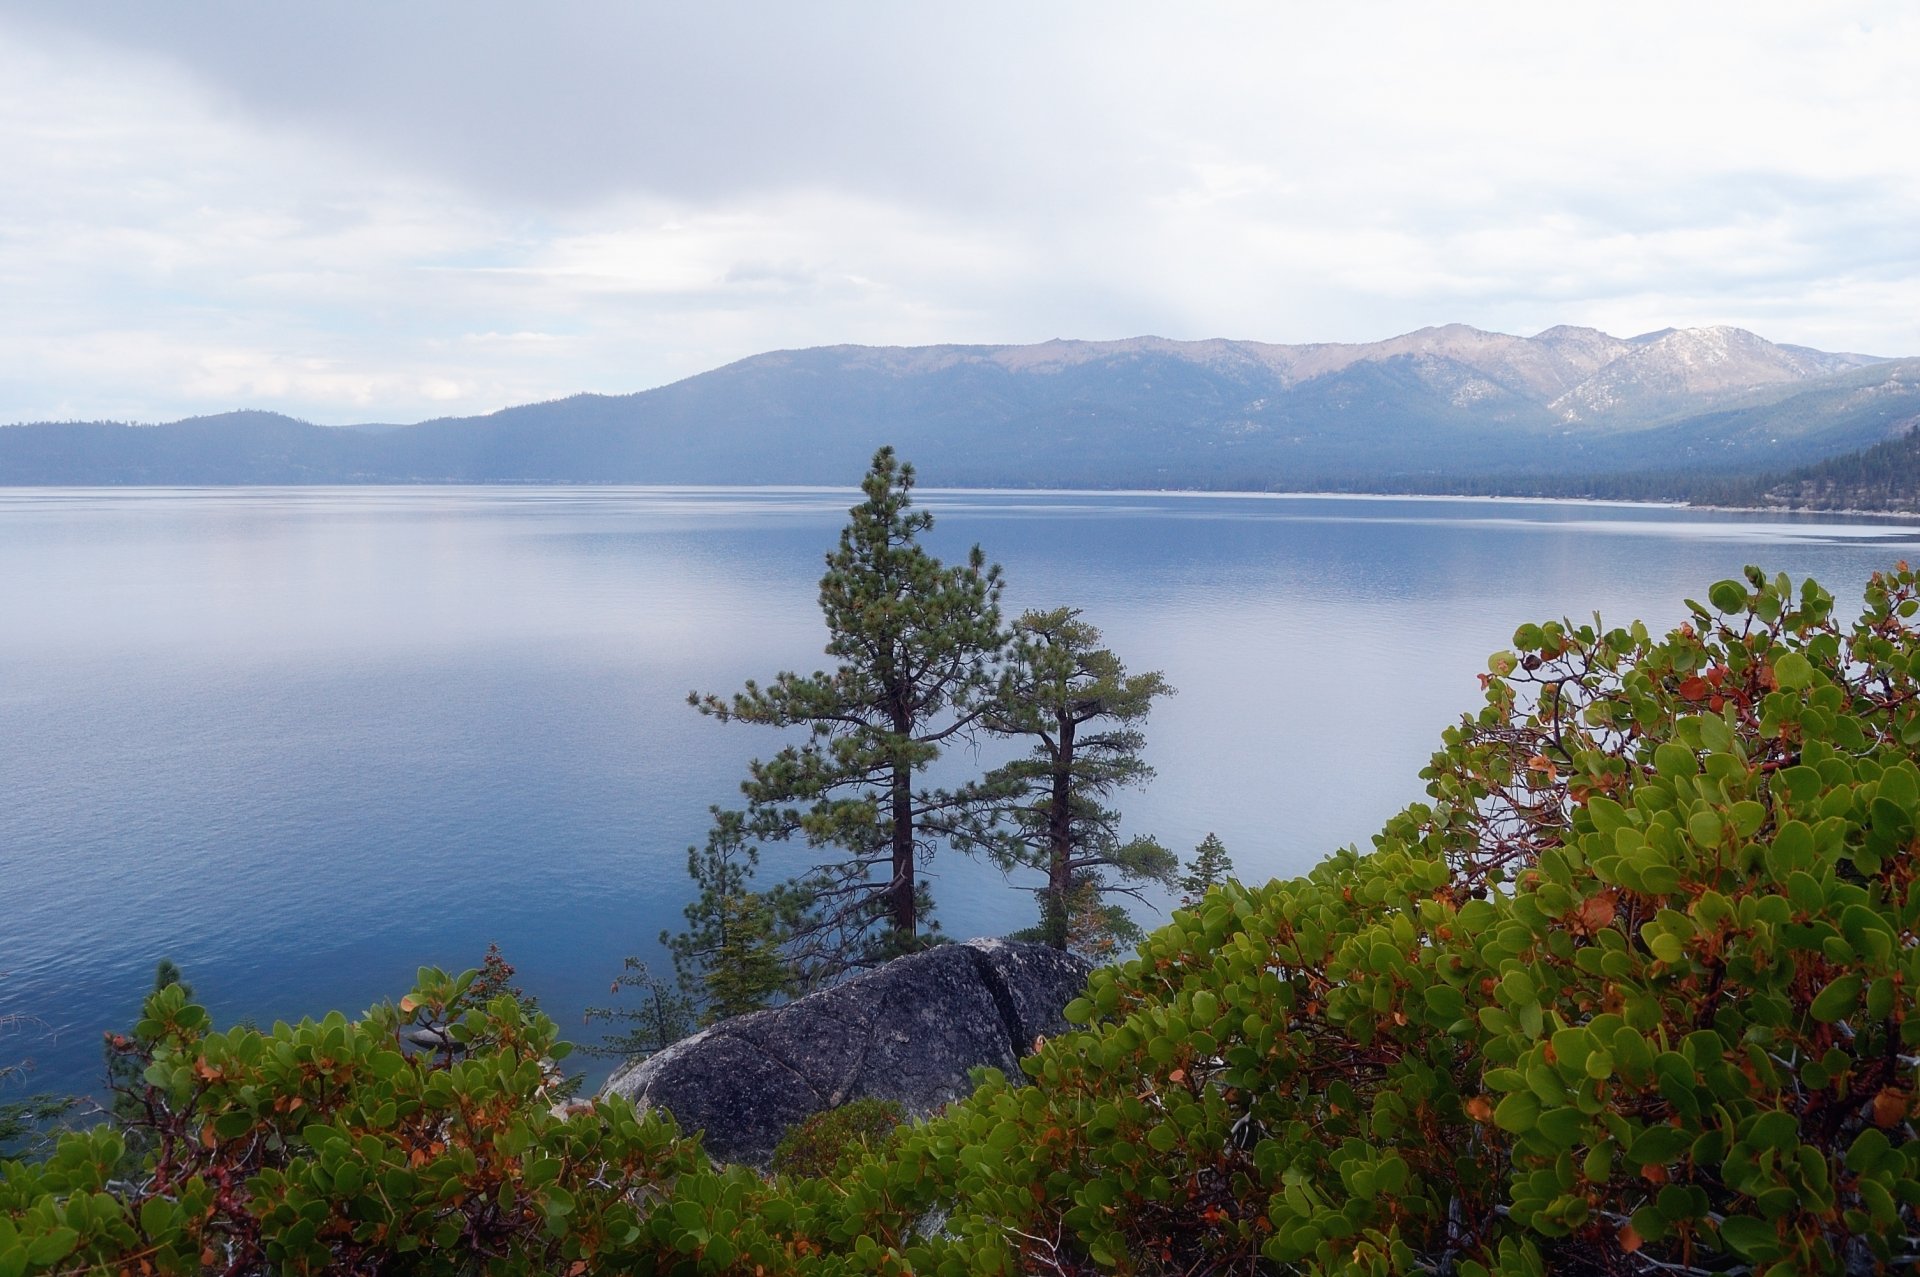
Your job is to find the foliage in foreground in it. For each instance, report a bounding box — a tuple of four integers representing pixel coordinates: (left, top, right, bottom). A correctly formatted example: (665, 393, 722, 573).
(6, 564, 1920, 1274)
(768, 1099, 905, 1182)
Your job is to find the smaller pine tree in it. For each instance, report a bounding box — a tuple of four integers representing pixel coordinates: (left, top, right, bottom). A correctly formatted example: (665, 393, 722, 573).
(1177, 833, 1235, 906)
(590, 813, 798, 1058)
(582, 959, 697, 1059)
(665, 813, 796, 1023)
(962, 607, 1176, 950)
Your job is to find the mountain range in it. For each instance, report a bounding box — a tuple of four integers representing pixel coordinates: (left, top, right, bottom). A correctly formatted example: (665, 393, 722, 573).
(3, 324, 1916, 492)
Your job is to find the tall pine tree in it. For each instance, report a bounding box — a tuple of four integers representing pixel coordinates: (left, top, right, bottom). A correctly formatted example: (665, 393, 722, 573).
(965, 607, 1176, 952)
(691, 448, 1006, 972)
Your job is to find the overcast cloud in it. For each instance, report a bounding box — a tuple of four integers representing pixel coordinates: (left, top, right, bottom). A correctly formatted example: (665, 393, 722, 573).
(1, 1, 1915, 424)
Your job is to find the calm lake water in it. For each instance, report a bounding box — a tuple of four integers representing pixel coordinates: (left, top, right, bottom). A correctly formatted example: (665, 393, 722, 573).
(5, 487, 1919, 1096)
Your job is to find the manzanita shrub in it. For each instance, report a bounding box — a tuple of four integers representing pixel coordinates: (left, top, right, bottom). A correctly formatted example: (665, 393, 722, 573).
(4, 565, 1918, 1275)
(0, 969, 904, 1276)
(851, 565, 1918, 1275)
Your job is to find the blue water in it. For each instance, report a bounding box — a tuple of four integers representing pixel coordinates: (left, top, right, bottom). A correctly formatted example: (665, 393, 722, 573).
(4, 487, 1918, 1097)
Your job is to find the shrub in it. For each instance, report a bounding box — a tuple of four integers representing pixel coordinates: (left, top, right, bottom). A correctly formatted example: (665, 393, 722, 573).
(849, 565, 1920, 1274)
(770, 1099, 906, 1180)
(0, 968, 833, 1274)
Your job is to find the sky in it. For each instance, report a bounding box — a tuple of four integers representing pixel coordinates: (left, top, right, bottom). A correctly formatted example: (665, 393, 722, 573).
(1, 1, 1916, 425)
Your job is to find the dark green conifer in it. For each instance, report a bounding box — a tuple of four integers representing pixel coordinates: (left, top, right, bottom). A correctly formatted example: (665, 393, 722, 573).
(664, 813, 795, 1020)
(582, 959, 696, 1059)
(692, 447, 1006, 972)
(965, 607, 1176, 952)
(1177, 832, 1235, 905)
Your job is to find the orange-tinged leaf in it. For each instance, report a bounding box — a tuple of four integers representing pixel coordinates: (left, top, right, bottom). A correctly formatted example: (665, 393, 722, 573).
(1874, 1087, 1909, 1128)
(1168, 1068, 1186, 1085)
(1574, 890, 1618, 935)
(1465, 1096, 1493, 1122)
(1619, 1224, 1643, 1253)
(200, 1123, 217, 1150)
(399, 995, 419, 1013)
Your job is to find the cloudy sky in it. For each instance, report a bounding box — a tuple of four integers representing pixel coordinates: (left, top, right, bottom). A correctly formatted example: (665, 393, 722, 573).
(2, 2, 1916, 425)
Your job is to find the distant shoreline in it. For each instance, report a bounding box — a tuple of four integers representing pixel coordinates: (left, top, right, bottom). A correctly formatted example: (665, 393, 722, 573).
(4, 480, 1919, 523)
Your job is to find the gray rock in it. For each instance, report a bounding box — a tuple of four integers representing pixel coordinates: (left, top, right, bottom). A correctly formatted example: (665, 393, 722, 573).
(601, 938, 1091, 1166)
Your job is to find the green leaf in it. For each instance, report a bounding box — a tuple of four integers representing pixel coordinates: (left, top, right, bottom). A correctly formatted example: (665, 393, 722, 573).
(1718, 1214, 1779, 1260)
(24, 1229, 77, 1267)
(1423, 985, 1465, 1021)
(139, 1196, 177, 1239)
(1708, 579, 1748, 614)
(1535, 1105, 1585, 1147)
(1494, 1091, 1541, 1133)
(1809, 974, 1862, 1023)
(1653, 743, 1696, 777)
(1686, 809, 1723, 847)
(1772, 651, 1813, 691)
(1629, 1125, 1692, 1166)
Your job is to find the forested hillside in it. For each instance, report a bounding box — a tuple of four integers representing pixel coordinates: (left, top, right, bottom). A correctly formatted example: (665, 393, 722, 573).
(1747, 425, 1920, 512)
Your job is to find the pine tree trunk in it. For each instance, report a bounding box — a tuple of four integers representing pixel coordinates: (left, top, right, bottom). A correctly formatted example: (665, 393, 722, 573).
(1045, 716, 1076, 949)
(890, 755, 916, 944)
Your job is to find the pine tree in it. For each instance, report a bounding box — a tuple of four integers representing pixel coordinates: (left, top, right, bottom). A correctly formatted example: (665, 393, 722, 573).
(691, 448, 1006, 973)
(1177, 832, 1235, 905)
(582, 960, 696, 1060)
(663, 812, 795, 1020)
(966, 607, 1176, 951)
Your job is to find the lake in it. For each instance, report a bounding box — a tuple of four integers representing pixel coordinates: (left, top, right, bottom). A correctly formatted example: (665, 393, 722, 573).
(4, 486, 1918, 1097)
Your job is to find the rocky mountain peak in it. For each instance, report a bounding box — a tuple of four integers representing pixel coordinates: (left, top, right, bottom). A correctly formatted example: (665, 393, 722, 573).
(1548, 325, 1880, 423)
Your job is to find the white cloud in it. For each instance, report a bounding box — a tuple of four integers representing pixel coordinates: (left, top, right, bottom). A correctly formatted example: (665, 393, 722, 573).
(0, 1, 1915, 423)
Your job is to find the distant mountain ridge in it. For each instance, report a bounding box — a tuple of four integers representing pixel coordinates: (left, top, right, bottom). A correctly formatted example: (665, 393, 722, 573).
(3, 324, 1914, 492)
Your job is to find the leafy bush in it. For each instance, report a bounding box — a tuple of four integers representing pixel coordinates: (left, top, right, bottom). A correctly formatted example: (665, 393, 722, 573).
(851, 565, 1920, 1274)
(770, 1099, 905, 1180)
(0, 968, 834, 1275)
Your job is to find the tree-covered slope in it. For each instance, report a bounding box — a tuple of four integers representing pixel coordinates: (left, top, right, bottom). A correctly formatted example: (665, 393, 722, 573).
(0, 413, 381, 484)
(1754, 431, 1920, 511)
